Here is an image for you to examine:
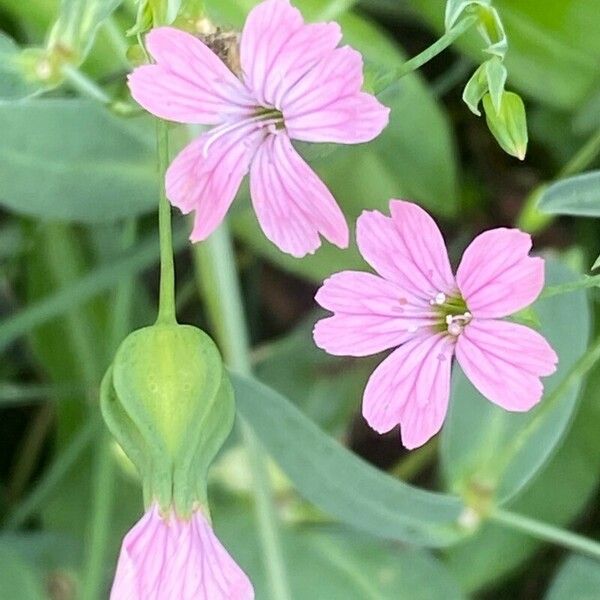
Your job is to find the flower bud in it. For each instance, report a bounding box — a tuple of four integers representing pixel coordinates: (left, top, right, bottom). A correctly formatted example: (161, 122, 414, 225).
(101, 323, 234, 515)
(483, 91, 528, 160)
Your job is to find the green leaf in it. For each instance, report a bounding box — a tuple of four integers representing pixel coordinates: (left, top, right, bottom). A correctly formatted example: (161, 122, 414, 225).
(408, 0, 600, 110)
(255, 316, 375, 435)
(231, 372, 466, 548)
(441, 259, 591, 503)
(0, 547, 46, 600)
(215, 500, 467, 600)
(537, 171, 600, 217)
(0, 224, 188, 354)
(443, 328, 600, 592)
(0, 100, 157, 223)
(546, 556, 600, 600)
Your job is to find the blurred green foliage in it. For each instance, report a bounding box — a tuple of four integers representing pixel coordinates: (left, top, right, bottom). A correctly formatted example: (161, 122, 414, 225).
(1, 0, 600, 599)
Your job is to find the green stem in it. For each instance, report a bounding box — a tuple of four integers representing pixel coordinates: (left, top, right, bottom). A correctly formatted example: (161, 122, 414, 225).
(491, 508, 600, 559)
(541, 273, 600, 299)
(376, 16, 477, 93)
(62, 64, 112, 104)
(193, 224, 292, 600)
(62, 63, 136, 115)
(155, 121, 177, 324)
(80, 221, 137, 600)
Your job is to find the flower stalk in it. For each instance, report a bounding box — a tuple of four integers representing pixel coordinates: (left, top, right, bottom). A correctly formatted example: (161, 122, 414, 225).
(491, 508, 600, 559)
(156, 120, 177, 324)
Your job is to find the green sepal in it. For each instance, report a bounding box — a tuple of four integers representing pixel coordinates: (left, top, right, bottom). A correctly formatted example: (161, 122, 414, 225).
(464, 56, 508, 116)
(483, 91, 528, 160)
(101, 323, 235, 516)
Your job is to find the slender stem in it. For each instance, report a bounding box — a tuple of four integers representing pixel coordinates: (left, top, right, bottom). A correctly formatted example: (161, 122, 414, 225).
(541, 273, 600, 299)
(62, 64, 112, 104)
(155, 121, 177, 324)
(491, 508, 600, 559)
(193, 224, 292, 600)
(376, 15, 477, 93)
(80, 220, 137, 600)
(62, 63, 137, 115)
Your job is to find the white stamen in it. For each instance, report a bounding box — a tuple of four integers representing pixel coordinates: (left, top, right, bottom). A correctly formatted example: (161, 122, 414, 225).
(202, 111, 283, 157)
(446, 311, 472, 337)
(434, 292, 446, 305)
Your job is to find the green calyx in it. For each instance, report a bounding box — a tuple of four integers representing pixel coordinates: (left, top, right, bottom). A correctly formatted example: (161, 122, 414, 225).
(101, 323, 234, 517)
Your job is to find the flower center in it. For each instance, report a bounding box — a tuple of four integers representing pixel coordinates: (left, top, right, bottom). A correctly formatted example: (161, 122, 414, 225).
(202, 108, 285, 157)
(429, 292, 472, 337)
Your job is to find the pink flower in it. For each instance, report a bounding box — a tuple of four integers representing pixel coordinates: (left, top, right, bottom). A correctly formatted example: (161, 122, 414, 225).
(127, 0, 389, 257)
(110, 504, 254, 599)
(313, 200, 558, 449)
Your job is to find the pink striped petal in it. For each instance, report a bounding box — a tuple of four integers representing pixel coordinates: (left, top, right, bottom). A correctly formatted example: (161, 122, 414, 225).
(456, 319, 558, 412)
(111, 505, 254, 600)
(249, 133, 348, 257)
(456, 228, 545, 318)
(240, 0, 342, 108)
(128, 27, 254, 124)
(283, 48, 389, 144)
(313, 271, 433, 356)
(356, 200, 455, 301)
(363, 334, 454, 449)
(166, 126, 263, 242)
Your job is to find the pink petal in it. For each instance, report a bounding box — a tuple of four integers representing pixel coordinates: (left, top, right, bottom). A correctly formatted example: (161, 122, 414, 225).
(166, 125, 263, 242)
(249, 133, 348, 257)
(313, 271, 435, 356)
(111, 505, 254, 600)
(356, 200, 455, 301)
(456, 228, 545, 318)
(128, 27, 254, 124)
(284, 48, 389, 144)
(363, 334, 454, 449)
(240, 0, 342, 108)
(455, 319, 558, 412)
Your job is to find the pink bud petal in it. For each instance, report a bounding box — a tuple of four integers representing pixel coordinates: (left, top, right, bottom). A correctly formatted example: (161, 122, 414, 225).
(111, 505, 254, 600)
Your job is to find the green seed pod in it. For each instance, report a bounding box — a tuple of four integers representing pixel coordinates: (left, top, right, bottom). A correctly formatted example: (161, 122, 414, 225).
(101, 323, 234, 516)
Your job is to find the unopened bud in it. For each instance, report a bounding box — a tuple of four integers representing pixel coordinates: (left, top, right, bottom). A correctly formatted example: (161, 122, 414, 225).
(483, 91, 528, 160)
(101, 323, 234, 515)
